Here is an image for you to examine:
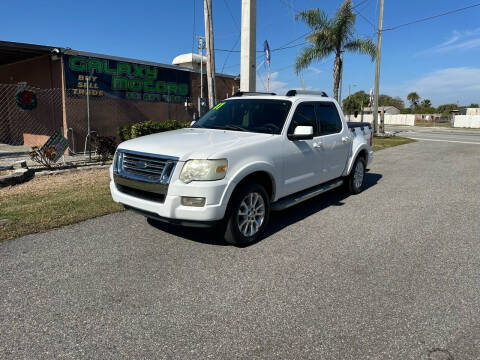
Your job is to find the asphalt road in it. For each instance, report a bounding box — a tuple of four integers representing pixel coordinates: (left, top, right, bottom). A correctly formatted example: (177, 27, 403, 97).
(1, 134, 480, 359)
(387, 125, 480, 145)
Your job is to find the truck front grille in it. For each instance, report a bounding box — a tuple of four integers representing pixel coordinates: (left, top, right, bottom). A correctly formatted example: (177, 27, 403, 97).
(113, 150, 179, 198)
(119, 151, 177, 183)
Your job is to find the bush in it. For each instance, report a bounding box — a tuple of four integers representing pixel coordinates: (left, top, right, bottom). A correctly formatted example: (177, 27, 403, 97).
(118, 123, 134, 142)
(118, 120, 188, 141)
(94, 136, 117, 164)
(29, 145, 57, 170)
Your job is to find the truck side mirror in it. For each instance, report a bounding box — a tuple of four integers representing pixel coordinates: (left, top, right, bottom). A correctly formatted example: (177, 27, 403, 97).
(354, 111, 359, 118)
(288, 125, 314, 140)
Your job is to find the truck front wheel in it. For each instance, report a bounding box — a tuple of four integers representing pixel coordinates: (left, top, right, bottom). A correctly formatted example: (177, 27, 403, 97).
(224, 183, 270, 246)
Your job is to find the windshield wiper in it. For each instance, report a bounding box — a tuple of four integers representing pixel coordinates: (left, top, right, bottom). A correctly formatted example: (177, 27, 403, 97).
(213, 125, 248, 132)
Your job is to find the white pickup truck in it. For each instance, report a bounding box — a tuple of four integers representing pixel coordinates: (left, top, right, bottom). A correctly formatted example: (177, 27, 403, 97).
(110, 90, 373, 245)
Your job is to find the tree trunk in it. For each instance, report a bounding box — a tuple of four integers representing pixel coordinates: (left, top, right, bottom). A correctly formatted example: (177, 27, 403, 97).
(332, 54, 342, 101)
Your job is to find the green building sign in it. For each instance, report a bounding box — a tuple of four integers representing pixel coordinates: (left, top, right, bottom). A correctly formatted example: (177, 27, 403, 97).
(63, 55, 190, 103)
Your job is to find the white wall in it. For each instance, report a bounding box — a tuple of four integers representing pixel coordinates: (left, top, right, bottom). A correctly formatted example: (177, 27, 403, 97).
(358, 114, 415, 126)
(466, 108, 480, 116)
(453, 115, 480, 128)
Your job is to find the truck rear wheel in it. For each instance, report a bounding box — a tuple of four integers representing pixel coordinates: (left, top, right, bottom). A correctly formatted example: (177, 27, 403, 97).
(346, 157, 366, 194)
(224, 183, 270, 246)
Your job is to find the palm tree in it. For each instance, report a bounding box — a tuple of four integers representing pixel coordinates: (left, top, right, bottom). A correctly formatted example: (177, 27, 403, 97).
(407, 92, 420, 109)
(294, 0, 376, 101)
(421, 99, 432, 108)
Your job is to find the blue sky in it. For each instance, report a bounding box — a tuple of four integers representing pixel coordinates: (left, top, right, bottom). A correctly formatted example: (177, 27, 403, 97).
(1, 0, 480, 106)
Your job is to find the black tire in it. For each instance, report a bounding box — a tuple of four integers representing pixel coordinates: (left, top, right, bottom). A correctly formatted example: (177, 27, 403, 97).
(346, 157, 366, 194)
(224, 183, 270, 246)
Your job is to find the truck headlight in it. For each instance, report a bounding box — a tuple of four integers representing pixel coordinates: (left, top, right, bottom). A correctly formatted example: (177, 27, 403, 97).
(113, 151, 123, 174)
(179, 159, 228, 183)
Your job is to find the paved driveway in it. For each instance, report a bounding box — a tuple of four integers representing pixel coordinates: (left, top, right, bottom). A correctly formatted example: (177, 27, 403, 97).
(1, 137, 479, 359)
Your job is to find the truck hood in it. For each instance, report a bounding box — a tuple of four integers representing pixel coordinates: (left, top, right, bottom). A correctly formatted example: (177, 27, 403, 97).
(118, 128, 273, 161)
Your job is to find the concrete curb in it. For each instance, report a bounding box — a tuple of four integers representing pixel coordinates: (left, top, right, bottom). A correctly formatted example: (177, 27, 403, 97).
(0, 151, 30, 158)
(34, 164, 111, 177)
(0, 168, 35, 188)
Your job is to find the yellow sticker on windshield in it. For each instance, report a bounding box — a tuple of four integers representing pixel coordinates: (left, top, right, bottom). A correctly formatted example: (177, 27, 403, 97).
(213, 102, 226, 110)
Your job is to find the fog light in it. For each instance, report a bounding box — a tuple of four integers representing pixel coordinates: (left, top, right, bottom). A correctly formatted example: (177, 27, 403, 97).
(181, 197, 206, 207)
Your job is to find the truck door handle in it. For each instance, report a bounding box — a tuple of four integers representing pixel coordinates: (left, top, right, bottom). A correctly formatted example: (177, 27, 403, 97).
(342, 137, 350, 143)
(313, 141, 322, 148)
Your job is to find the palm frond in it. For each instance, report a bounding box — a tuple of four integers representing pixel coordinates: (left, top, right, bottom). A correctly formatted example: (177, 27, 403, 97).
(333, 0, 356, 46)
(295, 8, 328, 30)
(344, 38, 377, 61)
(294, 46, 318, 74)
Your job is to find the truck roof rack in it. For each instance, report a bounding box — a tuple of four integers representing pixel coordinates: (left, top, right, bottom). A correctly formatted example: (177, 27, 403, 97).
(232, 91, 277, 97)
(286, 89, 328, 97)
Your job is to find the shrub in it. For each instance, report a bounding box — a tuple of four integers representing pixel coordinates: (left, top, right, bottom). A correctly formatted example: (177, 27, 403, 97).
(29, 145, 57, 170)
(118, 120, 188, 141)
(94, 136, 117, 164)
(118, 123, 134, 142)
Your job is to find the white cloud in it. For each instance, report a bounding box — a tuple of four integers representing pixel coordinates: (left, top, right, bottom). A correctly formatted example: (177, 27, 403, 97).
(309, 66, 323, 75)
(256, 71, 289, 95)
(385, 67, 480, 106)
(419, 27, 480, 54)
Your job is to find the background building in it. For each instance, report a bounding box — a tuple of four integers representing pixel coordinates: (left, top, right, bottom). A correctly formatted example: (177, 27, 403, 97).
(0, 40, 239, 151)
(362, 106, 401, 115)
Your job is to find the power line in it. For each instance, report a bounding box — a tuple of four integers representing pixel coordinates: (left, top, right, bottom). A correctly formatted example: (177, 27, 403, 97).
(353, 8, 376, 29)
(216, 33, 308, 53)
(221, 34, 241, 73)
(383, 2, 480, 31)
(218, 0, 241, 72)
(222, 0, 240, 30)
(353, 0, 371, 10)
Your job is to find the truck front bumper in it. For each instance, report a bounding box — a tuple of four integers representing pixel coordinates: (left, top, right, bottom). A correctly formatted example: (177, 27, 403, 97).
(109, 176, 230, 225)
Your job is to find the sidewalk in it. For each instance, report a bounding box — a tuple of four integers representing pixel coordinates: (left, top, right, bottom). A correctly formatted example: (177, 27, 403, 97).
(0, 143, 31, 156)
(0, 143, 95, 169)
(385, 125, 480, 133)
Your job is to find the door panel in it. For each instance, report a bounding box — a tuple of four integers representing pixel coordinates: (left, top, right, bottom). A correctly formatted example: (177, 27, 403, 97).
(315, 102, 350, 181)
(282, 103, 324, 196)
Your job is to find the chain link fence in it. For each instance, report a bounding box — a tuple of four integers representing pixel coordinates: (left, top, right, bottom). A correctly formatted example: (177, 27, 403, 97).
(0, 83, 196, 159)
(0, 83, 63, 147)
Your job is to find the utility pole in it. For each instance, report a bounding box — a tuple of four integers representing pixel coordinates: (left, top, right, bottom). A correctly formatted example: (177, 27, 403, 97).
(240, 0, 256, 92)
(197, 35, 205, 116)
(203, 0, 216, 108)
(373, 0, 384, 135)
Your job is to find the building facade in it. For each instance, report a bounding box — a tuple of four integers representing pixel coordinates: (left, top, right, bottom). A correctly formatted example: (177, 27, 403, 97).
(0, 41, 239, 150)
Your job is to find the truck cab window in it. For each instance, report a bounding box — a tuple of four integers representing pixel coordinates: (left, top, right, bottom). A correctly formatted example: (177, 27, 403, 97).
(316, 103, 342, 135)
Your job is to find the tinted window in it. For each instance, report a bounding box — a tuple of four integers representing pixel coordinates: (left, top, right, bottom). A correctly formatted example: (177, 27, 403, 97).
(288, 103, 317, 135)
(316, 103, 342, 135)
(192, 99, 292, 134)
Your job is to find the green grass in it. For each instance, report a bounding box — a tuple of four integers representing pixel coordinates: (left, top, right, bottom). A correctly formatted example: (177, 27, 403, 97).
(0, 169, 123, 241)
(372, 136, 416, 152)
(1, 137, 417, 241)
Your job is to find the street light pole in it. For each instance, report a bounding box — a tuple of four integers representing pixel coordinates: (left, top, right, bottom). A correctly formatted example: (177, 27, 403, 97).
(348, 84, 356, 121)
(373, 0, 384, 135)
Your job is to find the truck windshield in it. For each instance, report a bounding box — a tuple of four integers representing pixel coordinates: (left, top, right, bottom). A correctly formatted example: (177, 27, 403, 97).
(192, 99, 292, 134)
